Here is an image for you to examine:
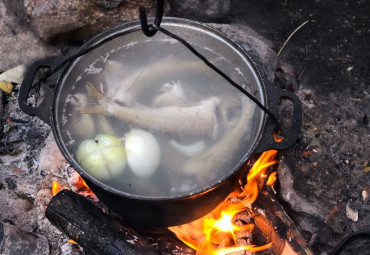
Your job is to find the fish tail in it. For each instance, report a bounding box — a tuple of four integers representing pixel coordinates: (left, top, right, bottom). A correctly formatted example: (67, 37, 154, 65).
(80, 83, 109, 115)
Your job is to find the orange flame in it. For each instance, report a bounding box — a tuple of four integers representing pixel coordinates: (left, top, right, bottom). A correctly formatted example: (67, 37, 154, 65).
(266, 171, 277, 187)
(273, 133, 284, 142)
(51, 180, 69, 196)
(68, 239, 78, 245)
(82, 180, 89, 189)
(169, 150, 279, 254)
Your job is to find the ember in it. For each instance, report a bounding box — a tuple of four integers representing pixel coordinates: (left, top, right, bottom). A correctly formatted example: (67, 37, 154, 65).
(169, 150, 279, 254)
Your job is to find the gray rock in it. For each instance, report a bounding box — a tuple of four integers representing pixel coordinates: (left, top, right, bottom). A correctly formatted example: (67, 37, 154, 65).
(5, 0, 170, 42)
(208, 23, 277, 82)
(91, 0, 127, 9)
(38, 133, 66, 173)
(171, 0, 231, 21)
(0, 221, 49, 255)
(0, 1, 59, 71)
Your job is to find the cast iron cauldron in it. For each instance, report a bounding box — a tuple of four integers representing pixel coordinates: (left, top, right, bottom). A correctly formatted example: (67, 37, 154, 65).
(19, 18, 301, 228)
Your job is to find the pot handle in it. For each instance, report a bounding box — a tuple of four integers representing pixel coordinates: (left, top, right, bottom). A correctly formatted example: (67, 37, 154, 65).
(18, 58, 60, 125)
(255, 86, 302, 153)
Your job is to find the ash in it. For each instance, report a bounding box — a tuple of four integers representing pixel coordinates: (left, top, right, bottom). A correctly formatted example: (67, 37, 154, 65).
(0, 85, 82, 254)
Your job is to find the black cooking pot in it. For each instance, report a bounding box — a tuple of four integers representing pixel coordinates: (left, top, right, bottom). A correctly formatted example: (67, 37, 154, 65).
(19, 18, 301, 228)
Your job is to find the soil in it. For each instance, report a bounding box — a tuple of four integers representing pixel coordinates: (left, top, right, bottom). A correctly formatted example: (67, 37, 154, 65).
(226, 0, 370, 98)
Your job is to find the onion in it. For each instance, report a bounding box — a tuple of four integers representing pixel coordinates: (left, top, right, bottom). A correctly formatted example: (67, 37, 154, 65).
(125, 129, 161, 178)
(77, 134, 126, 180)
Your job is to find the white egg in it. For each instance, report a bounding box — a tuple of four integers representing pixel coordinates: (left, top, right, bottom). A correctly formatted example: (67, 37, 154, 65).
(125, 129, 161, 178)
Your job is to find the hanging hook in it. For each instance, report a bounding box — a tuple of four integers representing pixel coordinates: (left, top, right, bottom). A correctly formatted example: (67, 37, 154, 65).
(139, 0, 164, 37)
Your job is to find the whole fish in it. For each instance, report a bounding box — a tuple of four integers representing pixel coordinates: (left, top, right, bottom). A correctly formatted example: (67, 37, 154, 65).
(182, 98, 256, 184)
(81, 83, 220, 137)
(106, 55, 224, 107)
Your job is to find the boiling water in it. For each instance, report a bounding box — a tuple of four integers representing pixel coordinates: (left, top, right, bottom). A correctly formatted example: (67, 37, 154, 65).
(61, 38, 258, 197)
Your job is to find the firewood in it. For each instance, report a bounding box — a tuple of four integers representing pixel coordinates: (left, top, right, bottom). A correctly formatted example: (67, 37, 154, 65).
(249, 189, 314, 255)
(45, 190, 194, 255)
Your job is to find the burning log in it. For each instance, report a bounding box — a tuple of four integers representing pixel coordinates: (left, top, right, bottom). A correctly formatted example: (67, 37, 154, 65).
(249, 189, 314, 255)
(45, 189, 194, 255)
(46, 151, 312, 255)
(168, 150, 314, 255)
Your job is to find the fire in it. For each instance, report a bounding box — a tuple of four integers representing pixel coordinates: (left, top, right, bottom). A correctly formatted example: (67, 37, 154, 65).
(266, 171, 277, 187)
(67, 239, 78, 245)
(82, 180, 89, 189)
(169, 150, 279, 254)
(273, 133, 284, 143)
(51, 180, 69, 196)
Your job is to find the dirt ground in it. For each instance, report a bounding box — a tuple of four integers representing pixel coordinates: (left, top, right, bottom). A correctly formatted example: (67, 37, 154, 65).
(227, 0, 370, 98)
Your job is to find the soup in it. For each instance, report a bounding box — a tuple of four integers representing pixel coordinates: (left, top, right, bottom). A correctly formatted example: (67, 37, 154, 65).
(61, 38, 257, 197)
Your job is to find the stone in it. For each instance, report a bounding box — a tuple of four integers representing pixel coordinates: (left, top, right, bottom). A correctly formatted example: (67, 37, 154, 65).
(5, 0, 171, 42)
(38, 133, 66, 172)
(208, 23, 277, 81)
(0, 1, 59, 71)
(5, 177, 17, 190)
(24, 127, 45, 147)
(91, 0, 126, 9)
(0, 221, 49, 255)
(171, 0, 231, 21)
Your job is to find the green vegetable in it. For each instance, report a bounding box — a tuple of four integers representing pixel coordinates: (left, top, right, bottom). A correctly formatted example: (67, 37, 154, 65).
(77, 134, 126, 180)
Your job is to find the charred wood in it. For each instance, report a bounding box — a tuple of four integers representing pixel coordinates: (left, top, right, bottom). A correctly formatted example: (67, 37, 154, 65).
(45, 190, 194, 255)
(249, 189, 314, 255)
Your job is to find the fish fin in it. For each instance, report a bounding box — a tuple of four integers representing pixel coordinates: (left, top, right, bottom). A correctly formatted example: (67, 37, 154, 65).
(81, 83, 110, 115)
(85, 82, 106, 103)
(111, 68, 143, 105)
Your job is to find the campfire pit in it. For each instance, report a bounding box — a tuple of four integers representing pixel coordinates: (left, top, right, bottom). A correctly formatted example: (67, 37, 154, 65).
(45, 150, 312, 255)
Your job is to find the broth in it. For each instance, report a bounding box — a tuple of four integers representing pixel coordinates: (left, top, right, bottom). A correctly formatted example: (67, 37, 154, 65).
(61, 38, 257, 197)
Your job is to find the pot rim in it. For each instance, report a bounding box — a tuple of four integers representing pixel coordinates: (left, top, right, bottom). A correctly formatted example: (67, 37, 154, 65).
(52, 17, 268, 201)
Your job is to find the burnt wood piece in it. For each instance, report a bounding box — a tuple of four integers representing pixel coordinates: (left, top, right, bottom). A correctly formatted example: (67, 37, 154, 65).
(45, 190, 194, 255)
(249, 189, 314, 255)
(0, 221, 49, 254)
